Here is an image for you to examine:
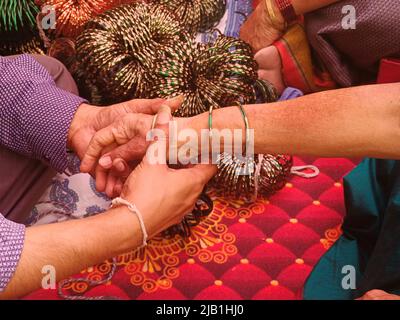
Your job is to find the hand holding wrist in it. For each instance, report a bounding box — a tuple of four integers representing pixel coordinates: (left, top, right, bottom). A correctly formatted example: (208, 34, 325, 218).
(67, 103, 98, 153)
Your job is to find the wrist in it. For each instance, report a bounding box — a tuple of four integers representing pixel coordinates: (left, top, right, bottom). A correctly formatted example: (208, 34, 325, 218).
(67, 103, 97, 151)
(191, 108, 246, 158)
(105, 206, 144, 254)
(263, 0, 286, 32)
(214, 107, 247, 155)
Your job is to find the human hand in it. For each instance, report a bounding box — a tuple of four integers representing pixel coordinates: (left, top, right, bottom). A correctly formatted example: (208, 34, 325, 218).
(67, 97, 183, 194)
(79, 100, 192, 198)
(357, 290, 400, 300)
(255, 45, 285, 94)
(240, 0, 285, 53)
(120, 105, 217, 238)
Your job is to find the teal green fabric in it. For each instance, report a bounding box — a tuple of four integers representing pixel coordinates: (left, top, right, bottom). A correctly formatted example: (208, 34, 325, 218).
(304, 159, 400, 300)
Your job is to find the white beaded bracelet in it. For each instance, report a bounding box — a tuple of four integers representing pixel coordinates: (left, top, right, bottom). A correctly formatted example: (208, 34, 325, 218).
(111, 197, 148, 248)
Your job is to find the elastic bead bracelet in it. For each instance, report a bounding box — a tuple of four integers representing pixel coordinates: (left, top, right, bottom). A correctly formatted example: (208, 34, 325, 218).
(111, 197, 148, 248)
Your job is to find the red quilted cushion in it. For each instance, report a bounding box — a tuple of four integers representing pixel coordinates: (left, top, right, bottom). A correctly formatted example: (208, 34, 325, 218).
(24, 157, 357, 300)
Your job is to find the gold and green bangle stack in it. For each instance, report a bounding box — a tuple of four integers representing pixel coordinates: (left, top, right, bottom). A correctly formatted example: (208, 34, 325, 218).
(73, 1, 293, 232)
(152, 0, 226, 34)
(210, 98, 293, 202)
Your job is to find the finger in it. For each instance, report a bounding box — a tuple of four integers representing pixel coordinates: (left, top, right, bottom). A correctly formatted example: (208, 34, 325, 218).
(105, 161, 131, 197)
(99, 141, 148, 170)
(98, 155, 113, 169)
(165, 95, 184, 112)
(121, 95, 183, 115)
(93, 145, 117, 192)
(80, 126, 119, 173)
(112, 158, 131, 178)
(113, 178, 124, 196)
(143, 105, 172, 166)
(95, 163, 108, 192)
(257, 69, 285, 95)
(121, 98, 165, 114)
(80, 116, 136, 173)
(105, 169, 119, 198)
(254, 46, 277, 69)
(180, 164, 218, 184)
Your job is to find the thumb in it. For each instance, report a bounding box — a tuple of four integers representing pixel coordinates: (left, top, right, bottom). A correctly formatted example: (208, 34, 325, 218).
(143, 105, 172, 166)
(181, 164, 218, 184)
(164, 95, 184, 113)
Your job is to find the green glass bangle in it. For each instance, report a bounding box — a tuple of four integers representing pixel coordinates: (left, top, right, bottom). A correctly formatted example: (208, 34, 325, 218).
(209, 102, 250, 155)
(234, 101, 250, 156)
(208, 104, 217, 142)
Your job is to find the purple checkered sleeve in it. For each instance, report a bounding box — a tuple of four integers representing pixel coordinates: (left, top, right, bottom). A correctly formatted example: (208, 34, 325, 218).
(0, 54, 85, 171)
(0, 54, 85, 292)
(0, 216, 25, 292)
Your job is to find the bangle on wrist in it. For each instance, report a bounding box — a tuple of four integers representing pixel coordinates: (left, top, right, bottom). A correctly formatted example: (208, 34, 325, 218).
(265, 0, 287, 31)
(275, 0, 298, 26)
(234, 101, 250, 156)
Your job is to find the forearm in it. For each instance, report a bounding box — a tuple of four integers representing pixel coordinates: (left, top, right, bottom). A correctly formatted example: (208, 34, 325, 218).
(248, 83, 400, 158)
(193, 83, 400, 159)
(0, 207, 141, 299)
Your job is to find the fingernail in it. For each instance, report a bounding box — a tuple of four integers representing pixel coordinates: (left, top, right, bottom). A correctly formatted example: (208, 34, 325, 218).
(157, 105, 171, 124)
(99, 156, 112, 168)
(166, 95, 184, 103)
(115, 161, 126, 172)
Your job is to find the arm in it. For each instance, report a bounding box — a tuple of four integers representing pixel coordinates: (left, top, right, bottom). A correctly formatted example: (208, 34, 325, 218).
(0, 55, 85, 171)
(240, 0, 342, 52)
(192, 83, 400, 159)
(0, 105, 216, 299)
(0, 55, 182, 297)
(0, 54, 86, 298)
(82, 84, 400, 183)
(0, 207, 142, 299)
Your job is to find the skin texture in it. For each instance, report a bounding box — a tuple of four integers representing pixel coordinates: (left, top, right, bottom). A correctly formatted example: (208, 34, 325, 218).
(240, 0, 285, 53)
(357, 290, 400, 300)
(117, 105, 217, 239)
(0, 103, 215, 299)
(209, 83, 400, 159)
(240, 0, 341, 52)
(240, 0, 342, 91)
(254, 45, 285, 94)
(81, 83, 400, 301)
(87, 83, 400, 169)
(81, 85, 400, 302)
(69, 96, 184, 196)
(3, 0, 392, 300)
